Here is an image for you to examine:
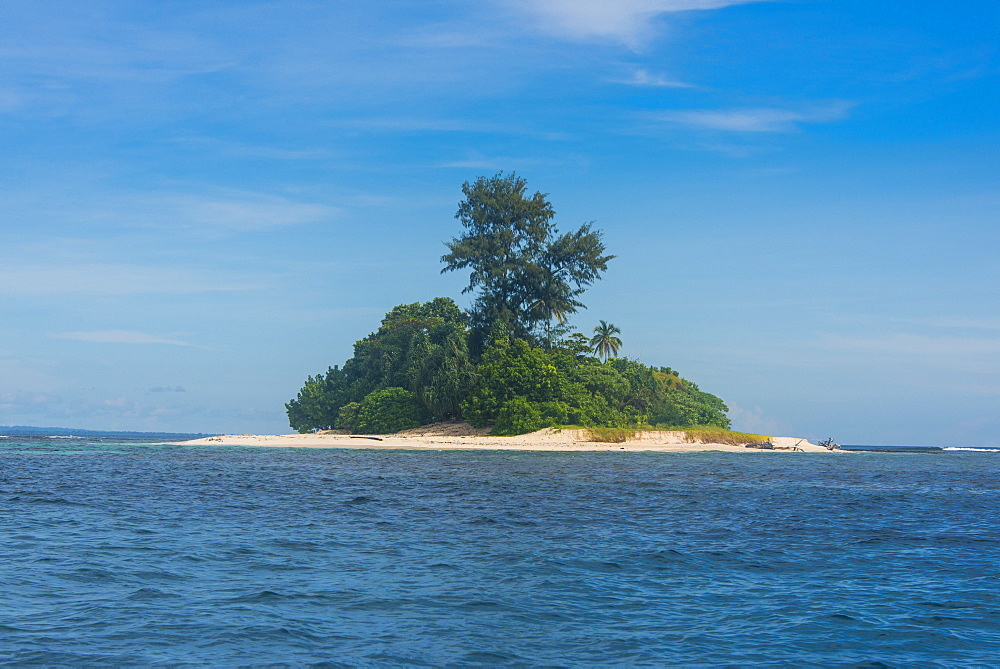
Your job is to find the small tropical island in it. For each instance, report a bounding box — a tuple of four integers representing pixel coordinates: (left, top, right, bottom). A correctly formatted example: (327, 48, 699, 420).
(192, 173, 831, 452)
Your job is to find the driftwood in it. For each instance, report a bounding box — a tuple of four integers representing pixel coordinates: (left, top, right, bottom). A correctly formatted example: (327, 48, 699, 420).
(744, 440, 775, 450)
(819, 437, 839, 450)
(349, 435, 384, 441)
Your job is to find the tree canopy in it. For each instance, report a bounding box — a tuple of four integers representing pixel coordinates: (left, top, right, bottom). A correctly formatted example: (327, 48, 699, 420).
(441, 172, 614, 347)
(286, 300, 730, 435)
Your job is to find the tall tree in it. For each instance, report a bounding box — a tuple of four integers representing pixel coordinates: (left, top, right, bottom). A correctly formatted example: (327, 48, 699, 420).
(441, 172, 614, 346)
(590, 320, 622, 361)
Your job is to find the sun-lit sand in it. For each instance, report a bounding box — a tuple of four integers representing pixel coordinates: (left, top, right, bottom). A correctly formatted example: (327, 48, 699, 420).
(180, 422, 835, 453)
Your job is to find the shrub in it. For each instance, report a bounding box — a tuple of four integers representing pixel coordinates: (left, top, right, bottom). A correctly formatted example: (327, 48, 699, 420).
(335, 402, 361, 431)
(353, 387, 429, 434)
(492, 397, 544, 436)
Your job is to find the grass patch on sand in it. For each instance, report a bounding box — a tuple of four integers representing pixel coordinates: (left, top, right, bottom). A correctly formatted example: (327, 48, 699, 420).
(581, 425, 771, 445)
(674, 426, 771, 445)
(584, 427, 641, 443)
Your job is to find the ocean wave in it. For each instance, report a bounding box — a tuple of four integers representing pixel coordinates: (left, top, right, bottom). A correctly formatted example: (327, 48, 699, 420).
(943, 447, 1000, 452)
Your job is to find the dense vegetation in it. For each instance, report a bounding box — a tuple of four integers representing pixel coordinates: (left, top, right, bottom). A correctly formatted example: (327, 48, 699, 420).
(287, 173, 731, 435)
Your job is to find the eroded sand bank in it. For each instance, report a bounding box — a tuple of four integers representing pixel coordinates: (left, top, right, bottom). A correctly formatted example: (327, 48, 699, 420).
(180, 423, 835, 453)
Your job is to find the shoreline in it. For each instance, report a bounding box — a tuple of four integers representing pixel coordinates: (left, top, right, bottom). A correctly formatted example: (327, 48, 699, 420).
(179, 426, 837, 453)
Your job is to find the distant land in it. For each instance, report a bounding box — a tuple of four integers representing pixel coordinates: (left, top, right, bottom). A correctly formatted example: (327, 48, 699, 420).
(0, 426, 217, 440)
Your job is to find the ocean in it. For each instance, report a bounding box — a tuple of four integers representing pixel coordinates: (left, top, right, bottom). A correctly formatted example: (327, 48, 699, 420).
(2, 436, 998, 665)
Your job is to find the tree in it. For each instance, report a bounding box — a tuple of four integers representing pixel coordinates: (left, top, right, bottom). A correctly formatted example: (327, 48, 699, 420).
(285, 298, 470, 431)
(406, 319, 476, 420)
(353, 387, 429, 434)
(590, 320, 622, 361)
(286, 367, 350, 433)
(441, 172, 614, 346)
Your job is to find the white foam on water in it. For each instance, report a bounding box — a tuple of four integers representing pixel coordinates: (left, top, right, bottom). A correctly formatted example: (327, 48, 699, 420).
(943, 447, 1000, 452)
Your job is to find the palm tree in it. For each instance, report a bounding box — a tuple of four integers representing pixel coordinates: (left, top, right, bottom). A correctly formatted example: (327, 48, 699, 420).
(590, 320, 622, 361)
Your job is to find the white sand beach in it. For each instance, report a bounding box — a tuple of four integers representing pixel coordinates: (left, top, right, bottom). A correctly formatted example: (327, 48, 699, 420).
(181, 422, 835, 453)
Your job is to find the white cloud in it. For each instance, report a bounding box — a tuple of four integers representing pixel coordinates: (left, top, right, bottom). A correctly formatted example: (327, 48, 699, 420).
(0, 263, 257, 296)
(890, 316, 1000, 332)
(437, 152, 564, 170)
(439, 158, 516, 169)
(727, 402, 792, 436)
(615, 68, 697, 88)
(169, 137, 332, 161)
(0, 391, 55, 410)
(512, 0, 768, 45)
(334, 117, 501, 133)
(103, 396, 133, 408)
(226, 146, 331, 161)
(53, 330, 197, 347)
(148, 191, 337, 232)
(822, 333, 1000, 358)
(2, 183, 338, 237)
(653, 102, 853, 132)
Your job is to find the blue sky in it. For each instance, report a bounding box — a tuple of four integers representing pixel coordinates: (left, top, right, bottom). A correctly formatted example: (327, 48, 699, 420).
(1, 0, 997, 445)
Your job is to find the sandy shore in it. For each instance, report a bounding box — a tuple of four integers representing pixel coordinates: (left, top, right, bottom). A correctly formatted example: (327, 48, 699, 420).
(180, 423, 835, 453)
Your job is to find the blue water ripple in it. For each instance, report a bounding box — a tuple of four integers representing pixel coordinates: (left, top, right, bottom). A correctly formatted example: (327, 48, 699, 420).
(0, 441, 998, 665)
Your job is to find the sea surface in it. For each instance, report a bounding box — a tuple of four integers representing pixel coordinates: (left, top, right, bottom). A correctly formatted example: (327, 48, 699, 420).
(1, 436, 998, 666)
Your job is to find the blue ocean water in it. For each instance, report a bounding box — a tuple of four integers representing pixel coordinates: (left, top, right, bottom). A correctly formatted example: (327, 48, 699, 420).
(1, 437, 998, 665)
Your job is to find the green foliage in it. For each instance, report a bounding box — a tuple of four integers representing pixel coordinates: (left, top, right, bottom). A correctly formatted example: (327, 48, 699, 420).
(285, 297, 472, 432)
(461, 334, 662, 435)
(648, 382, 731, 429)
(552, 331, 594, 358)
(406, 320, 476, 420)
(440, 172, 613, 346)
(590, 320, 622, 360)
(353, 387, 429, 434)
(336, 402, 361, 431)
(461, 336, 564, 428)
(285, 367, 347, 433)
(289, 318, 731, 437)
(492, 397, 544, 435)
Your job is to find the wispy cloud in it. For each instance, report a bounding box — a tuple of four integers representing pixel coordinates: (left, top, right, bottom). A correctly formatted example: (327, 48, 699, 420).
(53, 330, 199, 347)
(169, 137, 333, 161)
(1, 183, 338, 237)
(727, 401, 792, 436)
(0, 391, 55, 410)
(0, 263, 258, 296)
(437, 152, 567, 170)
(512, 0, 769, 45)
(333, 117, 501, 133)
(652, 101, 853, 132)
(821, 332, 1000, 362)
(439, 158, 519, 169)
(889, 316, 1000, 332)
(143, 191, 338, 232)
(615, 68, 697, 88)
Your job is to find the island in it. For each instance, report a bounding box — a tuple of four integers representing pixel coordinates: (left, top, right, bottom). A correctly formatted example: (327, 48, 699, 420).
(257, 173, 828, 453)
